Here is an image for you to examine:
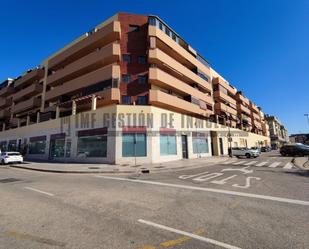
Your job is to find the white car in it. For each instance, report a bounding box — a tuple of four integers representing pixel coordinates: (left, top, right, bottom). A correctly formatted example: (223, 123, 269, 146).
(0, 152, 23, 165)
(231, 147, 260, 158)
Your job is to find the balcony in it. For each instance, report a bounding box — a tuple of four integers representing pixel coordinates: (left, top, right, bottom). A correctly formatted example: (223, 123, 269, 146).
(241, 114, 252, 124)
(236, 93, 250, 106)
(14, 68, 45, 89)
(238, 103, 251, 116)
(96, 88, 120, 107)
(12, 84, 43, 102)
(252, 112, 261, 121)
(148, 48, 212, 92)
(149, 89, 213, 117)
(149, 67, 213, 105)
(13, 97, 41, 114)
(0, 86, 14, 97)
(148, 25, 210, 76)
(45, 64, 120, 102)
(0, 109, 10, 119)
(47, 43, 120, 87)
(250, 102, 260, 113)
(48, 21, 121, 70)
(213, 90, 237, 106)
(0, 97, 12, 108)
(214, 102, 238, 116)
(212, 77, 236, 95)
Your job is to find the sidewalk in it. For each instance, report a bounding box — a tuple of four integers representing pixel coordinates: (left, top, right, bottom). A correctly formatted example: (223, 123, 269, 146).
(292, 157, 309, 170)
(7, 157, 229, 174)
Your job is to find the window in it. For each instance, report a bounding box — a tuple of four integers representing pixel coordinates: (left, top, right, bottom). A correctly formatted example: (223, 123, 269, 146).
(136, 96, 147, 105)
(65, 141, 71, 158)
(159, 22, 164, 31)
(50, 139, 65, 158)
(128, 25, 140, 32)
(77, 135, 107, 157)
(197, 71, 209, 82)
(122, 96, 131, 105)
(193, 137, 209, 154)
(138, 56, 147, 64)
(138, 75, 147, 84)
(122, 54, 131, 63)
(160, 135, 177, 155)
(122, 74, 131, 83)
(29, 141, 46, 154)
(122, 133, 147, 157)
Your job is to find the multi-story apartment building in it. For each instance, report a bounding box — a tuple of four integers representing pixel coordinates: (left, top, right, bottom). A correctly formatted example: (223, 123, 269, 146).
(265, 115, 289, 149)
(0, 13, 270, 164)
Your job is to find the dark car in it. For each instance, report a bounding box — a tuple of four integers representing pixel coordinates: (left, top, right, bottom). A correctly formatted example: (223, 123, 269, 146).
(280, 144, 309, 156)
(261, 146, 271, 152)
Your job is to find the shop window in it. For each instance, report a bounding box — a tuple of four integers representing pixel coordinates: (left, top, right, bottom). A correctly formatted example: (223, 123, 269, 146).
(29, 141, 46, 154)
(77, 135, 107, 158)
(160, 135, 177, 155)
(193, 137, 209, 154)
(122, 133, 147, 157)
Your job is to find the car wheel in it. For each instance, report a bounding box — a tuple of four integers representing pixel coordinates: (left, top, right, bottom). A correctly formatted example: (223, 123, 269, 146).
(246, 153, 251, 158)
(236, 156, 240, 159)
(1, 159, 5, 165)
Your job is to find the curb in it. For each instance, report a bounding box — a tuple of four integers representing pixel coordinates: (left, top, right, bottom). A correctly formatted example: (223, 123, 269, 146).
(9, 165, 136, 174)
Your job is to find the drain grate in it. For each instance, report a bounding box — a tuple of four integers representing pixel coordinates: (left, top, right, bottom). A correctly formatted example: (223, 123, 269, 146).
(0, 178, 21, 183)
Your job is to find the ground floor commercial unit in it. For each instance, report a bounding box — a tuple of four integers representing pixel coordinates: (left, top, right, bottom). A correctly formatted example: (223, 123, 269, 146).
(0, 105, 270, 165)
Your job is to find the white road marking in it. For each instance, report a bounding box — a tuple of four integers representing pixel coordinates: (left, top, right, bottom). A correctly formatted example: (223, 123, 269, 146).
(193, 173, 223, 182)
(244, 161, 258, 166)
(268, 162, 281, 168)
(138, 219, 241, 249)
(255, 161, 268, 167)
(211, 175, 237, 185)
(24, 187, 54, 197)
(179, 171, 209, 179)
(96, 176, 309, 206)
(232, 177, 261, 189)
(221, 166, 253, 174)
(223, 160, 237, 165)
(233, 161, 247, 165)
(283, 162, 294, 169)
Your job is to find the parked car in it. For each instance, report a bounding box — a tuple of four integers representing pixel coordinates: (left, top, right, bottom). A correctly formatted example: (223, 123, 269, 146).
(232, 147, 260, 158)
(0, 152, 23, 165)
(261, 146, 271, 152)
(251, 147, 261, 154)
(280, 144, 309, 157)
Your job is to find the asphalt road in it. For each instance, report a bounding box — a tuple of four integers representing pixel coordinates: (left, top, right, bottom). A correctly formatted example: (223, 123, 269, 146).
(0, 152, 308, 249)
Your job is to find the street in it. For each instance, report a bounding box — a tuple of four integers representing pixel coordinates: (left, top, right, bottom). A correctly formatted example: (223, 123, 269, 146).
(0, 152, 309, 249)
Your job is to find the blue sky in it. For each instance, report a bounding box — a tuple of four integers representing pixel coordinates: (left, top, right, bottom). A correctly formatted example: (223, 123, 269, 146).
(1, 0, 308, 134)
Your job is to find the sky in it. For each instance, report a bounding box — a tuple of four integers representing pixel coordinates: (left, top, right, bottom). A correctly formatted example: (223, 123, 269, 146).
(0, 0, 308, 134)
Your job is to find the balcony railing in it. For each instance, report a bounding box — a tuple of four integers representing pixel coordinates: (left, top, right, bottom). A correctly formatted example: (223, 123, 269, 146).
(48, 21, 121, 70)
(13, 97, 41, 114)
(47, 43, 120, 86)
(149, 89, 213, 117)
(14, 68, 44, 89)
(149, 67, 213, 105)
(45, 64, 120, 102)
(0, 97, 12, 108)
(12, 83, 43, 102)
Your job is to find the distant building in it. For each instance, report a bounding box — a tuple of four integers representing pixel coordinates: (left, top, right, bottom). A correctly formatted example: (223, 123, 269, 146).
(265, 115, 289, 149)
(289, 133, 309, 145)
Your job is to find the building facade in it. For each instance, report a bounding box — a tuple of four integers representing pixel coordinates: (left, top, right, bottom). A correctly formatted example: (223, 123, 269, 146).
(289, 133, 309, 145)
(0, 13, 270, 164)
(265, 115, 289, 149)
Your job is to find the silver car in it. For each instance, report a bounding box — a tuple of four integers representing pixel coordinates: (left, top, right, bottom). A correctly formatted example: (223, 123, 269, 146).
(232, 147, 260, 158)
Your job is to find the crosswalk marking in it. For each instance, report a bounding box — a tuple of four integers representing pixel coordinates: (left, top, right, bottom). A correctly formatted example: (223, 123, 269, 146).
(283, 162, 294, 169)
(223, 160, 237, 164)
(244, 161, 258, 166)
(255, 161, 268, 167)
(268, 162, 281, 168)
(233, 161, 248, 165)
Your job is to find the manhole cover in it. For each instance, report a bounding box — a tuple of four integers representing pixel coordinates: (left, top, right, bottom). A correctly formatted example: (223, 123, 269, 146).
(0, 178, 21, 183)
